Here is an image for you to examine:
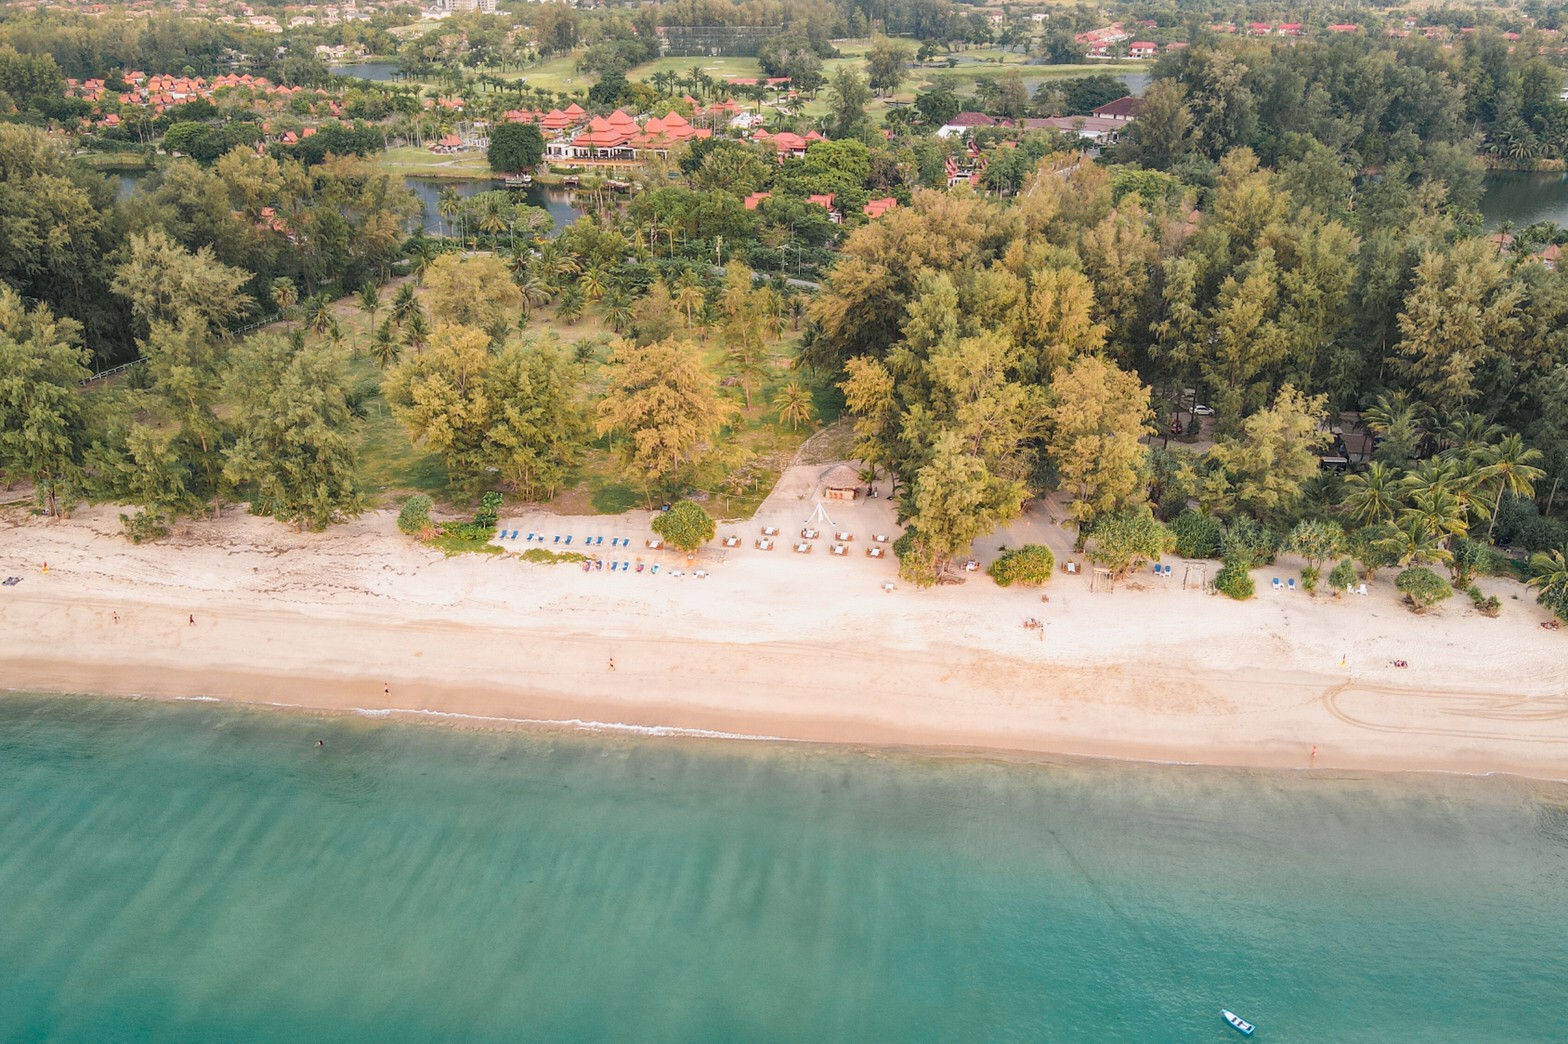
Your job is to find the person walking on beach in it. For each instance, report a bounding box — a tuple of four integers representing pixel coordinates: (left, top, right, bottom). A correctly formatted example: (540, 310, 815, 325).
(384, 684, 390, 698)
(112, 611, 119, 625)
(1310, 745, 1318, 768)
(608, 657, 616, 671)
(188, 614, 195, 627)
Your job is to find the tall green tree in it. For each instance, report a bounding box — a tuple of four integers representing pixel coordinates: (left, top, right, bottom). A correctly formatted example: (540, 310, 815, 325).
(0, 289, 92, 517)
(1045, 354, 1153, 537)
(595, 338, 733, 494)
(222, 334, 365, 531)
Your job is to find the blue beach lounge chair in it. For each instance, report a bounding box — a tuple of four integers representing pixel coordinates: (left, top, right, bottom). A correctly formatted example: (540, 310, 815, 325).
(1288, 577, 1297, 592)
(651, 564, 659, 575)
(595, 535, 604, 545)
(565, 535, 572, 545)
(1271, 577, 1281, 591)
(553, 535, 560, 544)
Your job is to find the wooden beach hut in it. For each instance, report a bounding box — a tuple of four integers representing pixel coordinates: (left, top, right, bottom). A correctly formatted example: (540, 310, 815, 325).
(820, 464, 861, 502)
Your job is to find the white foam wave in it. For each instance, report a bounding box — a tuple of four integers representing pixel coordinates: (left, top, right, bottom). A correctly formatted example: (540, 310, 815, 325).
(349, 705, 794, 742)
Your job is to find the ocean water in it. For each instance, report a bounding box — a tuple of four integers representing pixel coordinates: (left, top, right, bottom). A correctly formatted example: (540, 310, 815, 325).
(1, 694, 1565, 1042)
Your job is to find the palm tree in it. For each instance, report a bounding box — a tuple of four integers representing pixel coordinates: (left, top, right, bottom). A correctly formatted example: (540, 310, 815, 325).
(578, 265, 610, 302)
(674, 276, 705, 328)
(1372, 516, 1454, 568)
(370, 319, 400, 369)
(356, 283, 382, 348)
(556, 285, 585, 324)
(520, 274, 554, 314)
(1479, 434, 1546, 541)
(1399, 485, 1471, 547)
(402, 311, 429, 355)
(271, 277, 298, 320)
(305, 293, 336, 337)
(327, 319, 345, 357)
(437, 186, 464, 240)
(1528, 547, 1568, 620)
(602, 289, 634, 333)
(1438, 411, 1502, 459)
(391, 284, 420, 326)
(1342, 461, 1402, 526)
(1363, 391, 1426, 464)
(478, 198, 510, 244)
(775, 380, 815, 431)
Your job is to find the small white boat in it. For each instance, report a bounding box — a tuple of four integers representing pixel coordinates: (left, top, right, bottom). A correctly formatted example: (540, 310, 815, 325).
(1222, 1009, 1255, 1036)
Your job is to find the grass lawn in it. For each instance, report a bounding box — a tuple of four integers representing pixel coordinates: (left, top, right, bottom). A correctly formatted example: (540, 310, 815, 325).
(372, 145, 492, 179)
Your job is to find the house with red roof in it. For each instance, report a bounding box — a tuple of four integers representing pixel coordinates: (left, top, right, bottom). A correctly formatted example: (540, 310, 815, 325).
(1128, 41, 1158, 58)
(863, 197, 897, 219)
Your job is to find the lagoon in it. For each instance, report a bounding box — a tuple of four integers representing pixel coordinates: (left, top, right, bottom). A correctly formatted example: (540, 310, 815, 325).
(2, 692, 1565, 1042)
(1479, 171, 1568, 229)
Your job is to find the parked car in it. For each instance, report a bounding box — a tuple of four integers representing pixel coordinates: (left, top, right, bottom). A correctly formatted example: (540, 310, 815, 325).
(1192, 404, 1215, 416)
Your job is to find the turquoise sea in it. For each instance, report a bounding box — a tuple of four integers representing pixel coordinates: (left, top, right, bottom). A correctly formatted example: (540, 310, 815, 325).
(2, 692, 1565, 1042)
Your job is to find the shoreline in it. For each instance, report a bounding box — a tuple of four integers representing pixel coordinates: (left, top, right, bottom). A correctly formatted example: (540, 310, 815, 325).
(4, 489, 1567, 783)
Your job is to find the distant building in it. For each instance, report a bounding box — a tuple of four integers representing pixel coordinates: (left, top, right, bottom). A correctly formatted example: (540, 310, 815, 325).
(1091, 96, 1142, 121)
(937, 112, 997, 138)
(447, 0, 497, 11)
(1128, 41, 1158, 59)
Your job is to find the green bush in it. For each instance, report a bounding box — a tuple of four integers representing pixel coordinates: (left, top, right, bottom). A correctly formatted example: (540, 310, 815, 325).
(1328, 558, 1358, 595)
(1300, 565, 1319, 593)
(1467, 584, 1501, 617)
(1220, 516, 1279, 568)
(474, 490, 504, 529)
(1395, 567, 1453, 612)
(1214, 558, 1255, 600)
(119, 510, 169, 544)
(521, 548, 587, 564)
(1170, 509, 1223, 559)
(397, 494, 433, 536)
(988, 545, 1056, 587)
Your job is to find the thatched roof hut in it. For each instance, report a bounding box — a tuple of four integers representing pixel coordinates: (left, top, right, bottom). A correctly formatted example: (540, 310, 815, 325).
(820, 464, 861, 501)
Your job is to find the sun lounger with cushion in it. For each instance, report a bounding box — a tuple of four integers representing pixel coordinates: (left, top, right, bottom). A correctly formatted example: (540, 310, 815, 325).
(1271, 577, 1281, 591)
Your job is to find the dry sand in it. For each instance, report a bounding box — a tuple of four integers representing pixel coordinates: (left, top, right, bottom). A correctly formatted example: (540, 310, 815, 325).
(3, 466, 1567, 779)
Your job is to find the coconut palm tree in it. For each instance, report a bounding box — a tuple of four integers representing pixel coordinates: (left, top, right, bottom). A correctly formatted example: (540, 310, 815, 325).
(602, 289, 634, 333)
(270, 277, 299, 320)
(1529, 547, 1568, 620)
(1372, 515, 1454, 568)
(370, 319, 400, 369)
(402, 311, 429, 354)
(305, 293, 336, 337)
(356, 282, 381, 347)
(556, 285, 585, 324)
(674, 275, 705, 328)
(436, 186, 464, 240)
(391, 284, 420, 326)
(578, 265, 610, 302)
(1341, 461, 1402, 526)
(1399, 485, 1471, 547)
(1479, 434, 1546, 541)
(478, 198, 510, 244)
(520, 274, 554, 313)
(1438, 411, 1502, 459)
(775, 380, 815, 431)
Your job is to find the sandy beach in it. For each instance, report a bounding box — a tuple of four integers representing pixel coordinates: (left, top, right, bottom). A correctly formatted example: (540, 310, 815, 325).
(3, 465, 1567, 779)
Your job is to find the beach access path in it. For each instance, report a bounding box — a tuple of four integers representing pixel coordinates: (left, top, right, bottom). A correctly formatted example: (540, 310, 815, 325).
(2, 471, 1566, 780)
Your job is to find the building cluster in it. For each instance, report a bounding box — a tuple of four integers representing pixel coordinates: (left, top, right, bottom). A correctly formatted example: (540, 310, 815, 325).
(1074, 23, 1186, 58)
(937, 96, 1142, 147)
(66, 71, 342, 130)
(486, 101, 835, 165)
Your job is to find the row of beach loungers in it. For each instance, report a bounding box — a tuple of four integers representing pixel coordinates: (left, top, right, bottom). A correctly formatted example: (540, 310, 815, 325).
(496, 531, 633, 547)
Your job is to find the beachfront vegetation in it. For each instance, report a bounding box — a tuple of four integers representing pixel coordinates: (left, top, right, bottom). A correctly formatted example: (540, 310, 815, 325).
(652, 499, 716, 553)
(1395, 567, 1454, 613)
(988, 545, 1055, 588)
(397, 493, 433, 536)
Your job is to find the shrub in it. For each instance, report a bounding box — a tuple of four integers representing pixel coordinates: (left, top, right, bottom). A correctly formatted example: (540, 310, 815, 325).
(1328, 558, 1358, 595)
(651, 499, 716, 553)
(1448, 537, 1488, 587)
(1220, 516, 1279, 568)
(1170, 509, 1222, 559)
(474, 490, 504, 529)
(1214, 558, 1255, 600)
(988, 545, 1055, 587)
(397, 494, 433, 536)
(1395, 567, 1453, 612)
(1300, 565, 1319, 594)
(119, 510, 169, 544)
(1467, 584, 1501, 617)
